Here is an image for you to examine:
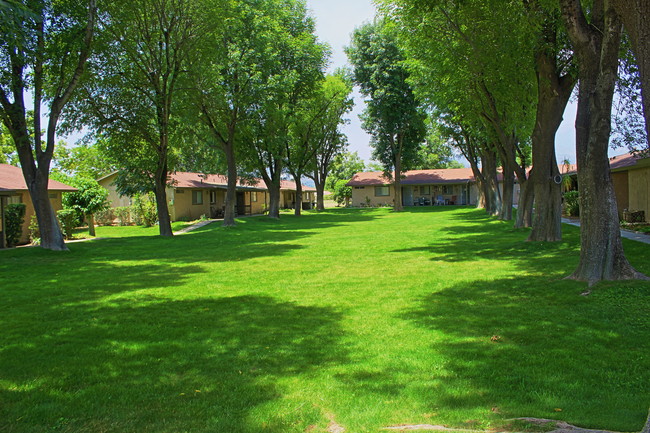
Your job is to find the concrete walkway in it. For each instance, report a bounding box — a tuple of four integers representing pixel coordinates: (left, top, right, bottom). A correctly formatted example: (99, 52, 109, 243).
(562, 217, 650, 244)
(173, 219, 218, 235)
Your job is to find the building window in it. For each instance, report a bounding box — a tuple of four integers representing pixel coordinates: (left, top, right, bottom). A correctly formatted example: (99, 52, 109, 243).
(176, 189, 185, 194)
(210, 191, 217, 204)
(251, 191, 258, 202)
(192, 190, 203, 205)
(419, 186, 431, 195)
(48, 193, 58, 199)
(375, 186, 390, 197)
(8, 195, 21, 204)
(354, 186, 365, 189)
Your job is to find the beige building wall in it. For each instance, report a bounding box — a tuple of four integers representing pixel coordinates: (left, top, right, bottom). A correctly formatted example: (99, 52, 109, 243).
(628, 166, 650, 218)
(8, 191, 63, 244)
(170, 188, 211, 221)
(98, 174, 131, 208)
(351, 185, 395, 207)
(611, 171, 629, 217)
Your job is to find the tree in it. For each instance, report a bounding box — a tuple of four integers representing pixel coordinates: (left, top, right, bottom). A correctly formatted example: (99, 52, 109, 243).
(188, 0, 284, 226)
(0, 0, 96, 250)
(347, 21, 427, 211)
(380, 0, 537, 222)
(61, 177, 108, 236)
(243, 0, 328, 219)
(292, 73, 354, 213)
(527, 2, 577, 242)
(411, 121, 463, 170)
(0, 122, 18, 165)
(325, 151, 366, 191)
(611, 0, 650, 148)
(52, 140, 115, 179)
(559, 0, 646, 284)
(69, 0, 197, 237)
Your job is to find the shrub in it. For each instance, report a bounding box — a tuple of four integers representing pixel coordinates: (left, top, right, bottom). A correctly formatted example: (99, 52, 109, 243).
(114, 206, 132, 226)
(57, 209, 77, 240)
(95, 208, 115, 226)
(4, 203, 26, 247)
(132, 193, 158, 227)
(28, 215, 40, 245)
(563, 190, 580, 217)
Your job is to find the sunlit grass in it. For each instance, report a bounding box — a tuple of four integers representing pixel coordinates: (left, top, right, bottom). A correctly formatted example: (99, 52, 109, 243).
(1, 207, 649, 433)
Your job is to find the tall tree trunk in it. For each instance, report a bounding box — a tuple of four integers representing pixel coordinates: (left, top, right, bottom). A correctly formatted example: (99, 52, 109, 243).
(313, 170, 326, 211)
(29, 177, 66, 250)
(611, 0, 650, 144)
(267, 181, 281, 219)
(515, 179, 534, 228)
(481, 147, 501, 216)
(528, 49, 575, 241)
(293, 174, 303, 216)
(500, 168, 514, 221)
(87, 213, 96, 237)
(223, 143, 237, 227)
(560, 0, 646, 284)
(394, 157, 403, 211)
(153, 165, 172, 237)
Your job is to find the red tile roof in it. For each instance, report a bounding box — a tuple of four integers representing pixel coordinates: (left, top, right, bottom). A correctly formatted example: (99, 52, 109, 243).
(347, 168, 476, 186)
(0, 164, 77, 191)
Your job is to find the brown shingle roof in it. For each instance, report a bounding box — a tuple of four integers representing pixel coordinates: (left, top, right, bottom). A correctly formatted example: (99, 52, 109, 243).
(0, 164, 77, 191)
(168, 172, 315, 192)
(347, 168, 476, 186)
(559, 152, 646, 175)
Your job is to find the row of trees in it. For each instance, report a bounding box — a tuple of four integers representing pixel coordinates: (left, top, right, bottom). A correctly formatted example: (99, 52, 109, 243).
(355, 0, 649, 286)
(0, 0, 357, 249)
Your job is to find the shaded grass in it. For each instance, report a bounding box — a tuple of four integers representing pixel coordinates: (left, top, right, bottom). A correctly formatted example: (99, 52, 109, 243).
(0, 207, 649, 432)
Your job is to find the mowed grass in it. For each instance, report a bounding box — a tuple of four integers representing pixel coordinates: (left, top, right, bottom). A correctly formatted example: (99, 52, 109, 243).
(1, 207, 649, 433)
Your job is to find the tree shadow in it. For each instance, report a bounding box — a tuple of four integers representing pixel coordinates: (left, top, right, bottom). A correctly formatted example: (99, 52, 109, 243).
(399, 276, 650, 431)
(0, 295, 349, 432)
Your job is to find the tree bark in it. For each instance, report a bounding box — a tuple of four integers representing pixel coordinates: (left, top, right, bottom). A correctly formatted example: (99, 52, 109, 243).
(87, 213, 96, 237)
(223, 143, 237, 227)
(481, 146, 501, 216)
(293, 174, 303, 216)
(515, 179, 534, 228)
(153, 164, 172, 237)
(560, 0, 646, 284)
(500, 168, 514, 221)
(528, 42, 576, 241)
(611, 0, 650, 145)
(393, 156, 403, 211)
(312, 169, 326, 211)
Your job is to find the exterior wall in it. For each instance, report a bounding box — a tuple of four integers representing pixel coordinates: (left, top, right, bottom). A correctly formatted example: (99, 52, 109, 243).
(628, 166, 650, 219)
(98, 174, 131, 208)
(9, 190, 63, 244)
(351, 185, 395, 207)
(611, 171, 629, 217)
(249, 190, 267, 214)
(170, 188, 211, 221)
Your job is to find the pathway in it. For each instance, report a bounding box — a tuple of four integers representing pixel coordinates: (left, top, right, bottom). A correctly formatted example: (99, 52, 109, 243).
(562, 217, 650, 245)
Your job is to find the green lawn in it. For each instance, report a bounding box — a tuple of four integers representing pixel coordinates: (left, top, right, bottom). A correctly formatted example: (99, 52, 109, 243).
(1, 207, 649, 433)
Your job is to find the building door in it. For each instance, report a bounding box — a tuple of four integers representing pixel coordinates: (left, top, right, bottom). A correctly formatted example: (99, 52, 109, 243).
(402, 186, 414, 206)
(236, 191, 246, 215)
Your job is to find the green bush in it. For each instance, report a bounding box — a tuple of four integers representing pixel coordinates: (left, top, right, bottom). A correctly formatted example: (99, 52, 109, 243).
(563, 190, 580, 217)
(95, 208, 115, 226)
(57, 209, 78, 240)
(4, 203, 26, 247)
(28, 215, 40, 245)
(132, 193, 158, 227)
(114, 206, 131, 226)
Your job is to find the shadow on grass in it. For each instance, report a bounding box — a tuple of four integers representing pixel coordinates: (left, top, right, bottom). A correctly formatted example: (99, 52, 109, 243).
(0, 295, 348, 433)
(399, 275, 650, 431)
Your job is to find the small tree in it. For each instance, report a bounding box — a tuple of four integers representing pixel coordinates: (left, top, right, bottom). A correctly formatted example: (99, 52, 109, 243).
(62, 178, 108, 236)
(57, 209, 77, 240)
(332, 179, 352, 207)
